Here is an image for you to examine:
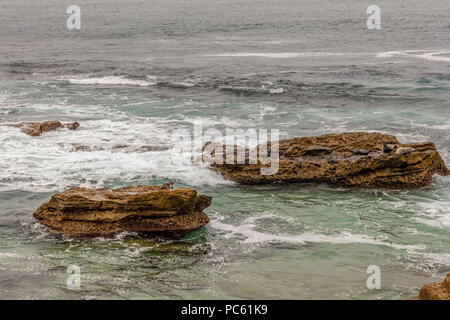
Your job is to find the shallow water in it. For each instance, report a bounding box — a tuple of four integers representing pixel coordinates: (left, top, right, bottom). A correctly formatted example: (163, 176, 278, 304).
(0, 0, 449, 299)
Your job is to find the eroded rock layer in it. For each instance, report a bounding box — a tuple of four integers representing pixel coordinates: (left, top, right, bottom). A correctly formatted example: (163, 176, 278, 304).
(33, 185, 211, 237)
(206, 132, 448, 188)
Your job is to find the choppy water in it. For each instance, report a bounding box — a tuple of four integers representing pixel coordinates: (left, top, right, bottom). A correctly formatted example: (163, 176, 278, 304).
(0, 0, 449, 299)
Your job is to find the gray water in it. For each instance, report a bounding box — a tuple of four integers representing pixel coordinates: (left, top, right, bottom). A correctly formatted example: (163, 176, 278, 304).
(0, 0, 449, 299)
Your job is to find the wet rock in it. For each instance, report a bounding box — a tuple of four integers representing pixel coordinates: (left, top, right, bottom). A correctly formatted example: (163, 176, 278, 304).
(135, 145, 170, 152)
(351, 149, 371, 155)
(395, 147, 415, 155)
(9, 121, 79, 136)
(417, 274, 450, 300)
(382, 143, 396, 153)
(33, 185, 211, 238)
(205, 132, 449, 189)
(66, 122, 80, 130)
(161, 181, 174, 190)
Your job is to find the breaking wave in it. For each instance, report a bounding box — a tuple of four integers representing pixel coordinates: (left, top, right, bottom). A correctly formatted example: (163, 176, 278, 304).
(67, 75, 158, 87)
(209, 214, 426, 251)
(377, 50, 450, 62)
(204, 52, 347, 58)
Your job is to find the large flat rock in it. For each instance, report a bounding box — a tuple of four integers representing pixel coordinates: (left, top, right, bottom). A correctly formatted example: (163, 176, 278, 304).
(206, 132, 449, 188)
(33, 185, 211, 238)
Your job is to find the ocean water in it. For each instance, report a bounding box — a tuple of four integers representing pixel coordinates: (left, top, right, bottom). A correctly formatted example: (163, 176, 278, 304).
(0, 0, 449, 299)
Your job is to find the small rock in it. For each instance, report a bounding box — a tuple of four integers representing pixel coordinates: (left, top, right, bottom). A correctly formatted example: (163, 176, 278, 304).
(14, 121, 63, 136)
(395, 147, 415, 155)
(161, 181, 174, 190)
(137, 145, 170, 152)
(9, 121, 79, 136)
(112, 144, 130, 150)
(382, 143, 396, 153)
(351, 149, 370, 155)
(66, 122, 80, 130)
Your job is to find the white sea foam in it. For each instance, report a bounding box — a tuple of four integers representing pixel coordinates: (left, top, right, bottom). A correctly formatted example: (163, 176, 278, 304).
(204, 52, 346, 58)
(0, 117, 231, 192)
(0, 252, 23, 258)
(415, 200, 450, 229)
(62, 74, 208, 89)
(209, 215, 425, 251)
(172, 115, 249, 129)
(421, 253, 450, 266)
(67, 76, 157, 87)
(377, 50, 450, 62)
(269, 88, 285, 94)
(0, 93, 9, 106)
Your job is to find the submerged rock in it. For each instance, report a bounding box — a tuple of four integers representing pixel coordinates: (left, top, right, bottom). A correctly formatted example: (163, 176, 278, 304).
(58, 143, 170, 153)
(66, 122, 80, 131)
(9, 121, 80, 136)
(33, 185, 211, 238)
(205, 132, 449, 189)
(414, 274, 450, 300)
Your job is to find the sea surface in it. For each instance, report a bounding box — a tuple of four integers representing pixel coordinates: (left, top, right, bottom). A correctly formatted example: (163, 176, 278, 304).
(0, 0, 449, 299)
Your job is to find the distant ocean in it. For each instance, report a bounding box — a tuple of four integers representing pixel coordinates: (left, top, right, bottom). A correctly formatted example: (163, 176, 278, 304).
(0, 0, 449, 299)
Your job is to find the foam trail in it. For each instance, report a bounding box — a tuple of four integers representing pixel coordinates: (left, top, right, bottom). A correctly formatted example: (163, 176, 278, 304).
(209, 215, 425, 251)
(67, 76, 157, 87)
(204, 52, 346, 58)
(377, 50, 450, 62)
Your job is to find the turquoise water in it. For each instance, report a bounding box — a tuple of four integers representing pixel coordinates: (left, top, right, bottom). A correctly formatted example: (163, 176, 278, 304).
(0, 76, 449, 299)
(0, 0, 449, 299)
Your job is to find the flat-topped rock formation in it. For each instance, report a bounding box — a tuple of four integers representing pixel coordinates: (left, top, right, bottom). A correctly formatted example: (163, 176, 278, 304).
(9, 120, 79, 136)
(33, 185, 211, 238)
(205, 132, 449, 189)
(410, 274, 450, 300)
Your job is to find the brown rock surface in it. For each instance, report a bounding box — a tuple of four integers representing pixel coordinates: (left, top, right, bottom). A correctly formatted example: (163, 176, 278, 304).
(206, 132, 448, 188)
(418, 274, 450, 300)
(33, 185, 211, 238)
(66, 122, 80, 130)
(9, 121, 80, 136)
